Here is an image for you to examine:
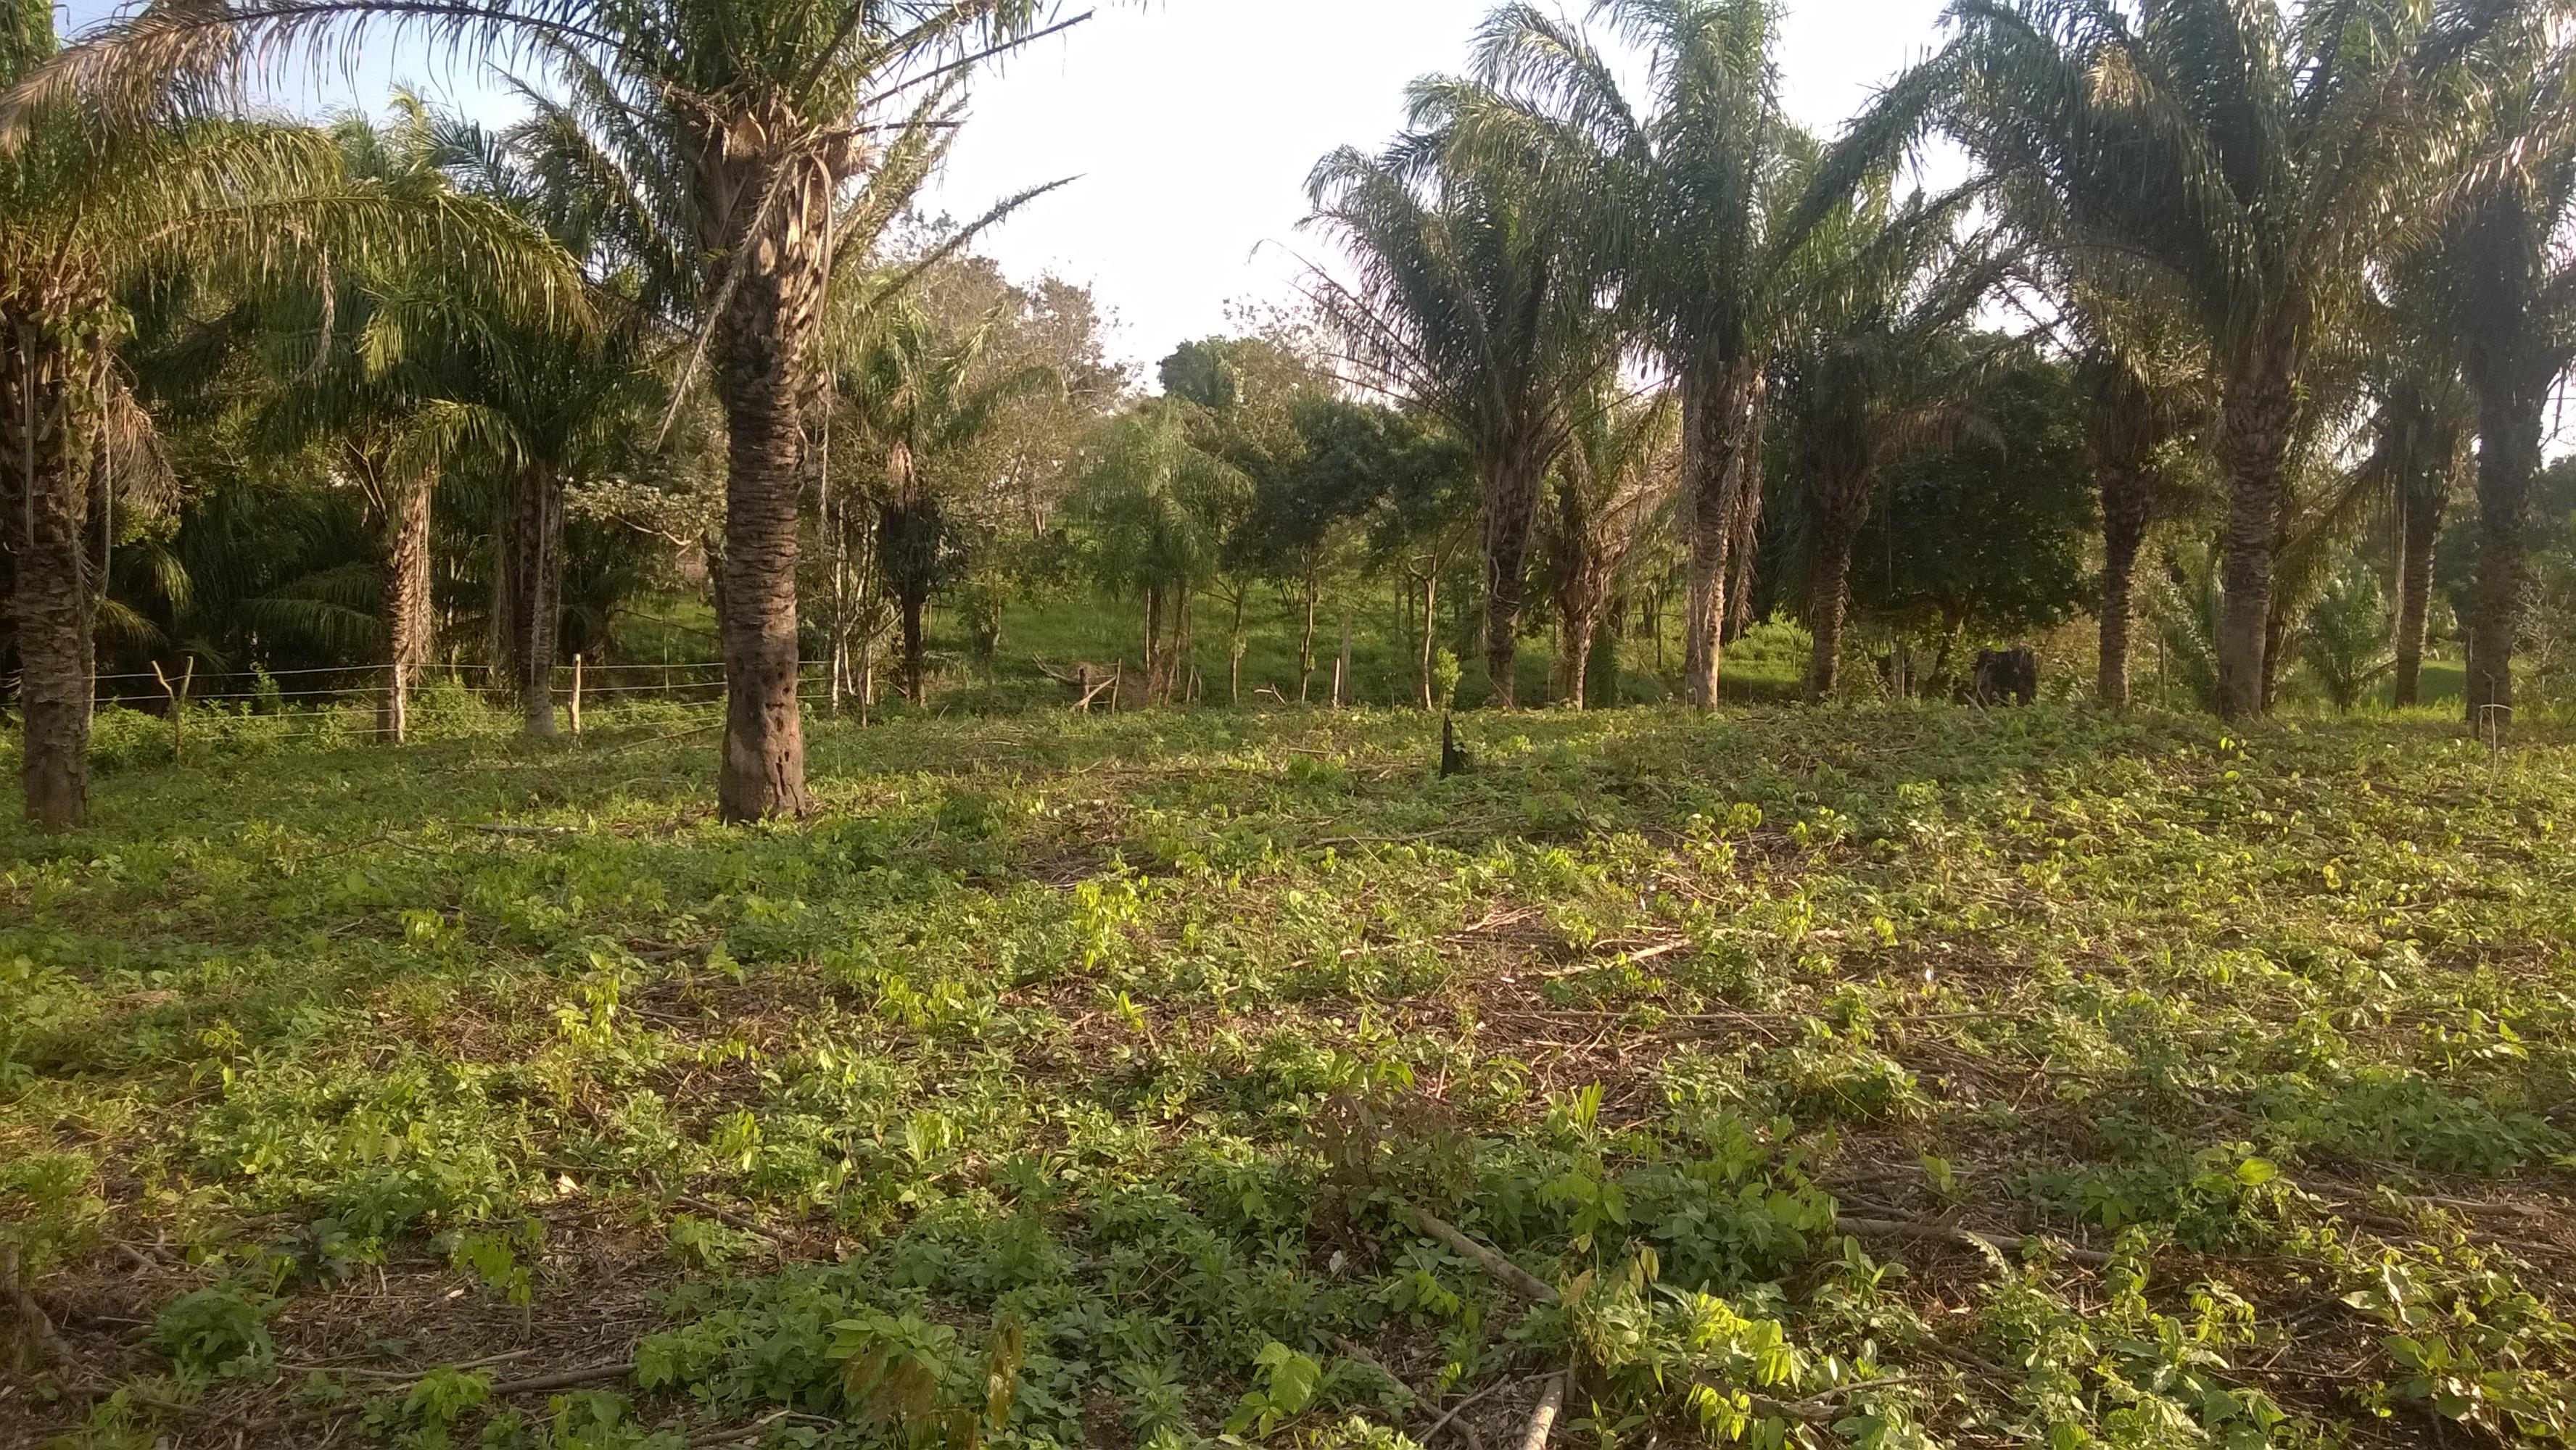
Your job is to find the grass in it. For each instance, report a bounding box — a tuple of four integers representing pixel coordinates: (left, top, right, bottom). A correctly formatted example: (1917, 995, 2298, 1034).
(3, 698, 2574, 1449)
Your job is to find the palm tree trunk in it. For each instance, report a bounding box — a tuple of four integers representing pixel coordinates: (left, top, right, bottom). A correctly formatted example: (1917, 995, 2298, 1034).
(379, 478, 432, 742)
(1806, 507, 1859, 703)
(2393, 466, 2445, 709)
(1723, 401, 1767, 645)
(7, 320, 95, 832)
(2215, 360, 2298, 721)
(713, 158, 830, 824)
(2098, 463, 2150, 709)
(2466, 384, 2546, 729)
(1482, 450, 1547, 708)
(501, 462, 562, 737)
(1677, 362, 1741, 708)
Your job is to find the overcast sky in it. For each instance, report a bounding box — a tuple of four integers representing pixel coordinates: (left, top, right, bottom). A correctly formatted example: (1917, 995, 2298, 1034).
(59, 0, 1959, 370)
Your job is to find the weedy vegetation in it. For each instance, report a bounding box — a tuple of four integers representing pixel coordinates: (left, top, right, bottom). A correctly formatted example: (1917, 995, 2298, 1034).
(3, 701, 2572, 1448)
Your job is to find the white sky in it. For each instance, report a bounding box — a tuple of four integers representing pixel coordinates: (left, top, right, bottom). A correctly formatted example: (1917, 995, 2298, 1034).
(925, 0, 1956, 368)
(59, 0, 1960, 371)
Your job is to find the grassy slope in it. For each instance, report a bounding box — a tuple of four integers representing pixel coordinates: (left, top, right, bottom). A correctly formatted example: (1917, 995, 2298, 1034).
(4, 703, 2574, 1449)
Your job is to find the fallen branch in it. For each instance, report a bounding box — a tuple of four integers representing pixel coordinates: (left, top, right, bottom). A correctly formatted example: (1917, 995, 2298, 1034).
(1516, 1372, 1566, 1450)
(1839, 1216, 2111, 1267)
(1404, 1206, 1559, 1303)
(487, 1360, 637, 1396)
(1418, 1375, 1521, 1446)
(276, 1348, 535, 1380)
(1738, 1375, 1915, 1424)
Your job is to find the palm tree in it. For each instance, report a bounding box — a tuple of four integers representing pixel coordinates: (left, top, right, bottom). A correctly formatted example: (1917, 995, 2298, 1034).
(1, 9, 574, 830)
(1068, 402, 1250, 705)
(1455, 0, 1786, 707)
(2356, 366, 2472, 707)
(1772, 184, 2004, 700)
(1306, 107, 1617, 708)
(2073, 325, 2207, 709)
(833, 294, 1055, 703)
(2401, 14, 2576, 727)
(22, 0, 1073, 820)
(1548, 385, 1677, 708)
(1851, 0, 2506, 719)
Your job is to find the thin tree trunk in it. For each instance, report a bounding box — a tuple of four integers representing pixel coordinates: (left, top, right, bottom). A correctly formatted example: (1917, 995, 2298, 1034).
(2393, 462, 2446, 709)
(1806, 513, 1858, 703)
(2466, 386, 2546, 729)
(7, 322, 95, 832)
(1723, 409, 1767, 645)
(1679, 360, 1758, 708)
(1229, 590, 1244, 705)
(379, 477, 433, 742)
(1297, 565, 1319, 703)
(1482, 451, 1547, 709)
(2215, 359, 2298, 722)
(2098, 463, 2149, 709)
(712, 151, 829, 824)
(1419, 571, 1440, 710)
(1171, 586, 1193, 705)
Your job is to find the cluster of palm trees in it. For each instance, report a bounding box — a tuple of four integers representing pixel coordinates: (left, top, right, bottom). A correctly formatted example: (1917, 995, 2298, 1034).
(2, 0, 1076, 830)
(1309, 0, 2575, 724)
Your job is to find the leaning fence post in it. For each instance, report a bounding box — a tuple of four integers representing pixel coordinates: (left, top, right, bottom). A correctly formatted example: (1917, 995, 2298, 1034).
(570, 654, 585, 737)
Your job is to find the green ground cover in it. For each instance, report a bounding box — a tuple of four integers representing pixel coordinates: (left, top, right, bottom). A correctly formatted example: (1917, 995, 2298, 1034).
(4, 703, 2573, 1449)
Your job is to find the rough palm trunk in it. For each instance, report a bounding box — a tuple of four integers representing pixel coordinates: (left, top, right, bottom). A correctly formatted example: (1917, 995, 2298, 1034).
(1418, 571, 1440, 708)
(1722, 400, 1767, 645)
(1481, 451, 1547, 708)
(2097, 463, 2150, 709)
(6, 317, 96, 831)
(1677, 362, 1754, 708)
(2393, 463, 2445, 709)
(2214, 359, 2298, 721)
(713, 146, 830, 824)
(379, 478, 433, 741)
(1805, 508, 1858, 702)
(2466, 385, 2546, 729)
(1553, 472, 1615, 712)
(499, 462, 563, 737)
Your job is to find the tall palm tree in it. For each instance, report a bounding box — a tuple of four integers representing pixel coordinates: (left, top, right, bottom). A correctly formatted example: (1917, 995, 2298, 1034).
(1548, 384, 1677, 708)
(1846, 0, 2506, 719)
(1068, 402, 1250, 705)
(1772, 184, 2004, 700)
(2073, 321, 2208, 709)
(21, 0, 1071, 820)
(1, 7, 573, 830)
(1306, 105, 1617, 708)
(833, 294, 1055, 703)
(2356, 366, 2472, 707)
(1455, 0, 1786, 707)
(2401, 14, 2576, 726)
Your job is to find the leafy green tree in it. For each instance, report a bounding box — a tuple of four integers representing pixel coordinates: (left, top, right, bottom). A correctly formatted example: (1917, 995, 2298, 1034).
(1770, 182, 2002, 700)
(1548, 386, 1676, 708)
(1857, 0, 2505, 718)
(1067, 402, 1251, 704)
(1, 7, 573, 829)
(2302, 563, 2396, 713)
(1846, 352, 2094, 685)
(28, 0, 1075, 817)
(1307, 98, 1617, 707)
(835, 297, 1055, 703)
(1453, 0, 1786, 706)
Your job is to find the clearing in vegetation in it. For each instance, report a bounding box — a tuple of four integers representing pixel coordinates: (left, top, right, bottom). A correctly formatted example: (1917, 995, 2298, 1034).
(3, 704, 2574, 1449)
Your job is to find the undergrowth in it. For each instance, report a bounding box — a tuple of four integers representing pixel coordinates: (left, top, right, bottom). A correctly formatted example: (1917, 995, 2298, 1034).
(1, 703, 2572, 1448)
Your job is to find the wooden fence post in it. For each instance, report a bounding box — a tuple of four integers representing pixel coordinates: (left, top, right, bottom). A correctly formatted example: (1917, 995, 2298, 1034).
(152, 658, 193, 763)
(570, 654, 584, 737)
